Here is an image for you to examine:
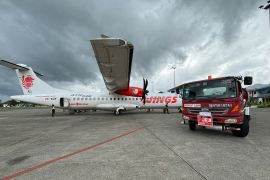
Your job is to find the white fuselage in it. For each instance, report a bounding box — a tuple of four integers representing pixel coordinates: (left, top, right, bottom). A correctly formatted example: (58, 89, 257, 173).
(11, 92, 182, 112)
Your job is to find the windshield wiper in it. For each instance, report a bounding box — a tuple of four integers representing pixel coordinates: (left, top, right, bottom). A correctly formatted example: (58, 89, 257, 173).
(195, 96, 211, 99)
(194, 96, 226, 101)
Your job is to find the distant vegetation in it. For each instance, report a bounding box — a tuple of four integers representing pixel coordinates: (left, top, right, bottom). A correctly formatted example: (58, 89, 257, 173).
(257, 102, 270, 108)
(0, 100, 37, 108)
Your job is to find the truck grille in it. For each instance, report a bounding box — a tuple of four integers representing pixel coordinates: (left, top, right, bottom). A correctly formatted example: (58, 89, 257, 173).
(187, 108, 228, 115)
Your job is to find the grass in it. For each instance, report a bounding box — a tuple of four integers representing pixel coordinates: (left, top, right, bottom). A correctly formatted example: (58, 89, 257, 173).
(257, 102, 270, 108)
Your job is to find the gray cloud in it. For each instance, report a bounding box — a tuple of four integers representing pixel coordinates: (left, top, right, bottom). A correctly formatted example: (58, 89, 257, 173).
(0, 0, 268, 100)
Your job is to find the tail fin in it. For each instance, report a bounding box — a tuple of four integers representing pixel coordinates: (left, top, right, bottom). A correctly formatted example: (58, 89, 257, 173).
(0, 60, 56, 95)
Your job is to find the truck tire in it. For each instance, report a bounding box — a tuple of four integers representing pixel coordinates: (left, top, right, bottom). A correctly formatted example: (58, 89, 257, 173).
(232, 116, 249, 137)
(189, 121, 196, 130)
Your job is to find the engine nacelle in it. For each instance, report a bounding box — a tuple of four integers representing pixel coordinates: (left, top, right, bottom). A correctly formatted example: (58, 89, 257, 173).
(115, 86, 143, 97)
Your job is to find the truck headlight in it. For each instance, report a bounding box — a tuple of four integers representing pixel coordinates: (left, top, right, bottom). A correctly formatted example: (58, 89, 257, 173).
(231, 104, 241, 112)
(224, 119, 237, 123)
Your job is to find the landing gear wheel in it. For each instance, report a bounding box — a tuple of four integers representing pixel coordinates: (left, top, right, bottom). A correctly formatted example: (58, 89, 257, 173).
(232, 116, 249, 137)
(114, 110, 121, 116)
(189, 121, 196, 130)
(68, 110, 75, 115)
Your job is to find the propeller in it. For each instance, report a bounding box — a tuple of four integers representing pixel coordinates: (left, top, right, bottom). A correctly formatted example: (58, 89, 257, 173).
(141, 78, 149, 104)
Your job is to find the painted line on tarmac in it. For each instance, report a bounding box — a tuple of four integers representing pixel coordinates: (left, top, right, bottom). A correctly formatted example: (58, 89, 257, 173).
(143, 124, 208, 180)
(1, 124, 151, 180)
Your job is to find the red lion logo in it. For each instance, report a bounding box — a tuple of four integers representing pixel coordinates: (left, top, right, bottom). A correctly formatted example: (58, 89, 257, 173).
(21, 75, 34, 89)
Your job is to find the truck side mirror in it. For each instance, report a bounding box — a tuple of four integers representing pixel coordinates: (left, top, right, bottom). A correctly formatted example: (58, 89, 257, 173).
(244, 76, 252, 85)
(176, 88, 180, 94)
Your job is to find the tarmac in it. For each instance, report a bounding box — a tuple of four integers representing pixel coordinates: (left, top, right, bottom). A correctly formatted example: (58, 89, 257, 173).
(0, 108, 270, 180)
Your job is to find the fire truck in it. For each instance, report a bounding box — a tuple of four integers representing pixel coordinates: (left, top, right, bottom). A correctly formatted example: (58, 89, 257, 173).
(180, 76, 252, 137)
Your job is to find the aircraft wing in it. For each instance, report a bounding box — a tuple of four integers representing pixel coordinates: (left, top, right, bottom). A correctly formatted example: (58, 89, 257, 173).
(90, 35, 134, 92)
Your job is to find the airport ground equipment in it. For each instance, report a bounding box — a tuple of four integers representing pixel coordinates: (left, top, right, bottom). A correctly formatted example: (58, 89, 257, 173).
(181, 76, 252, 137)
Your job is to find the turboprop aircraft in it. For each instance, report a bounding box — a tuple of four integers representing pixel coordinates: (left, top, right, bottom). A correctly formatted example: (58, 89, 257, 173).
(0, 35, 182, 115)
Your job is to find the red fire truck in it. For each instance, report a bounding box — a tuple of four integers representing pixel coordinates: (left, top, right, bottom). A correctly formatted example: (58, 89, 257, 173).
(181, 76, 252, 137)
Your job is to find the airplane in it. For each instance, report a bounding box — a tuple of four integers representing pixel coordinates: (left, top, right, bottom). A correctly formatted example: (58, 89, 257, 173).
(259, 0, 270, 26)
(0, 35, 182, 115)
(259, 0, 270, 10)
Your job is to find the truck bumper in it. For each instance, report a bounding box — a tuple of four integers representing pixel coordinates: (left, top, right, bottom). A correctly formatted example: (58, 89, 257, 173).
(182, 114, 244, 126)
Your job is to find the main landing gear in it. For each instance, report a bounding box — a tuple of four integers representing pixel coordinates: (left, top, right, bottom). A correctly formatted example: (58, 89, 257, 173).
(114, 110, 121, 116)
(114, 107, 125, 116)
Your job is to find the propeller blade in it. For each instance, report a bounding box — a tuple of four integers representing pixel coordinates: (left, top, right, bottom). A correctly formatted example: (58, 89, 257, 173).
(143, 96, 146, 104)
(145, 79, 148, 90)
(141, 78, 149, 104)
(143, 78, 146, 89)
(141, 78, 145, 102)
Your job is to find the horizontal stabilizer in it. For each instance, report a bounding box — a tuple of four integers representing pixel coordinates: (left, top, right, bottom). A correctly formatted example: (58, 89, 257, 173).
(0, 59, 43, 76)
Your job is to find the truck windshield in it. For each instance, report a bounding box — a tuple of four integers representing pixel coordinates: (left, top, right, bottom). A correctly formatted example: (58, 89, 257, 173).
(183, 78, 237, 100)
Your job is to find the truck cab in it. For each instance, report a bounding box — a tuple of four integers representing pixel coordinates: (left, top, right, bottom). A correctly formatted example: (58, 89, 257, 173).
(181, 76, 252, 137)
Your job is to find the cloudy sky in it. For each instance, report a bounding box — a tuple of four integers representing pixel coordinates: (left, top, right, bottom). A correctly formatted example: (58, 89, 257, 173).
(0, 0, 269, 101)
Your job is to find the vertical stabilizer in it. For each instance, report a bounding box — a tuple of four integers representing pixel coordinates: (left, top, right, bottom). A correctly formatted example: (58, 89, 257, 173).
(0, 60, 57, 95)
(15, 67, 56, 95)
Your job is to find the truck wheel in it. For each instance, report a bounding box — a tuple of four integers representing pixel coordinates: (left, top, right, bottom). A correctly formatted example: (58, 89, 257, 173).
(232, 116, 249, 137)
(189, 122, 196, 130)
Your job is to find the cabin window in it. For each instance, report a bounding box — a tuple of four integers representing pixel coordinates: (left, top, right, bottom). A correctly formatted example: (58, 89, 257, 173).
(93, 97, 96, 100)
(136, 98, 138, 100)
(110, 98, 112, 100)
(85, 98, 88, 100)
(77, 98, 80, 100)
(73, 98, 76, 101)
(129, 98, 131, 100)
(101, 97, 104, 100)
(118, 98, 120, 100)
(89, 98, 92, 101)
(97, 97, 100, 100)
(125, 98, 127, 100)
(121, 98, 123, 100)
(81, 98, 84, 101)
